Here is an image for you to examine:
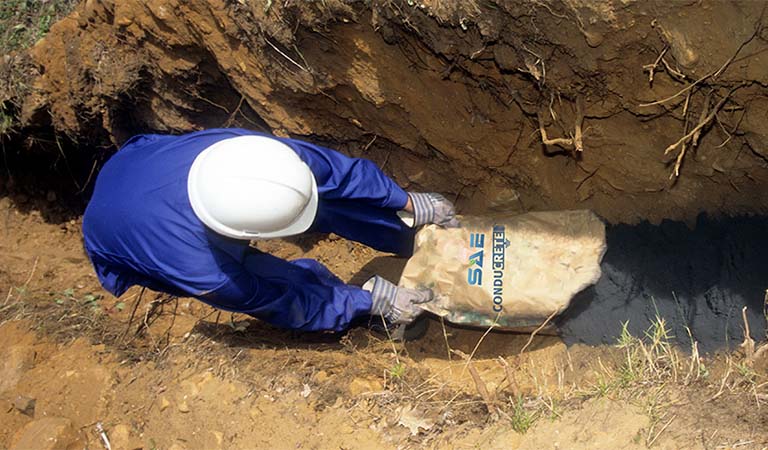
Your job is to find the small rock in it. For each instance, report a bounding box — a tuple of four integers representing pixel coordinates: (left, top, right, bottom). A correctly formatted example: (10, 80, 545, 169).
(584, 30, 604, 48)
(9, 417, 80, 450)
(159, 396, 170, 412)
(348, 377, 384, 396)
(12, 396, 35, 416)
(211, 430, 224, 448)
(178, 400, 190, 413)
(313, 370, 329, 383)
(115, 16, 133, 26)
(0, 346, 35, 393)
(108, 424, 134, 450)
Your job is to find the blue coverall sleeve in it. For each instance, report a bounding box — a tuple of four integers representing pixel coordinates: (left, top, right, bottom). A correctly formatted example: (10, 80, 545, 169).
(202, 236, 373, 331)
(278, 138, 410, 210)
(205, 128, 409, 210)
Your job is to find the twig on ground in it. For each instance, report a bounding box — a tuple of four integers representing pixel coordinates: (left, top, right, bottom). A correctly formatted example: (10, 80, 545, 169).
(362, 135, 377, 152)
(265, 37, 309, 73)
(647, 414, 676, 447)
(709, 357, 733, 401)
(379, 313, 401, 367)
(496, 356, 517, 394)
(440, 316, 452, 361)
(660, 58, 690, 83)
(452, 349, 499, 417)
(463, 313, 500, 374)
(643, 46, 669, 86)
(740, 306, 755, 359)
(22, 256, 39, 289)
(135, 293, 174, 338)
(520, 309, 559, 355)
(2, 287, 11, 306)
(121, 287, 146, 342)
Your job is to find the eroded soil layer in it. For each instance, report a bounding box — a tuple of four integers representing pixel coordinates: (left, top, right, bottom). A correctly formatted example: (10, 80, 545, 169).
(3, 0, 768, 224)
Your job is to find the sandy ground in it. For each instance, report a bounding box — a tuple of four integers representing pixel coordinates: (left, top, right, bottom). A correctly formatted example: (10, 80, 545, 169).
(1, 196, 768, 449)
(3, 1, 768, 448)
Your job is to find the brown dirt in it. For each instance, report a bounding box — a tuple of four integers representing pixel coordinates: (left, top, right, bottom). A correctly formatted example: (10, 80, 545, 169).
(3, 1, 768, 448)
(1, 199, 768, 449)
(3, 1, 768, 223)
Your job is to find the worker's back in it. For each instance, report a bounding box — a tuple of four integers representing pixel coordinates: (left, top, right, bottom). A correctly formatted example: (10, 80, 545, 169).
(82, 129, 252, 299)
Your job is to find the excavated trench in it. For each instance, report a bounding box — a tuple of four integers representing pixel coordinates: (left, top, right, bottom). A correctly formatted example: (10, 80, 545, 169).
(2, 0, 768, 350)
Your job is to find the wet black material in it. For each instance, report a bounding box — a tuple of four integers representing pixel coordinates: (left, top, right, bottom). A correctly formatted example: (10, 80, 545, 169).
(557, 215, 768, 353)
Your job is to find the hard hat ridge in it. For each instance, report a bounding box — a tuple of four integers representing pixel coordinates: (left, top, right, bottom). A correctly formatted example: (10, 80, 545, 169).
(187, 135, 319, 239)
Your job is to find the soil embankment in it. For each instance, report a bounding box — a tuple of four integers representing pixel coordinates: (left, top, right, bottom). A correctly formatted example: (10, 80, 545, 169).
(4, 1, 768, 223)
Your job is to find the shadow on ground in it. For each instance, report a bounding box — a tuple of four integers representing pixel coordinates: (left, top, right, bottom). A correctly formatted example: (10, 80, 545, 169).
(558, 214, 768, 353)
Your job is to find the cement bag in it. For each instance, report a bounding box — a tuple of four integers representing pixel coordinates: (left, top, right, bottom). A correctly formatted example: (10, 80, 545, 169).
(399, 210, 606, 330)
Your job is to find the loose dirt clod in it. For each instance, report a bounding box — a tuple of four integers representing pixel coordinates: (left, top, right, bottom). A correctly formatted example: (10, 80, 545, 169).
(11, 396, 34, 417)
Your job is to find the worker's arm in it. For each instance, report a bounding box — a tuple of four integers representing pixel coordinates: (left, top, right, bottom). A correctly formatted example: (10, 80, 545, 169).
(277, 137, 411, 211)
(277, 137, 460, 226)
(204, 128, 410, 210)
(200, 239, 373, 331)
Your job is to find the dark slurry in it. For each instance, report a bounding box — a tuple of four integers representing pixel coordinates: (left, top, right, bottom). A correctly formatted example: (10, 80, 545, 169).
(558, 215, 768, 353)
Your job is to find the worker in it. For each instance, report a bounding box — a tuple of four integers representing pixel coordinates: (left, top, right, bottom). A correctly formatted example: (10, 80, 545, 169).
(82, 129, 458, 332)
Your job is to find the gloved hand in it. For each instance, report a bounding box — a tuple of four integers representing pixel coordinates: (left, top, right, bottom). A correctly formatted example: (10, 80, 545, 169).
(407, 192, 460, 228)
(365, 276, 433, 325)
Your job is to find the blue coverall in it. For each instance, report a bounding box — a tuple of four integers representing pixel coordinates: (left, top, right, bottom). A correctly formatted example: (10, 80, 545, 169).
(82, 129, 415, 331)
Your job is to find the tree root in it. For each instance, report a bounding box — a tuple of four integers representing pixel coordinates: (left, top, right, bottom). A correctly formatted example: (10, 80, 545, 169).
(537, 95, 585, 154)
(665, 85, 744, 178)
(642, 46, 668, 87)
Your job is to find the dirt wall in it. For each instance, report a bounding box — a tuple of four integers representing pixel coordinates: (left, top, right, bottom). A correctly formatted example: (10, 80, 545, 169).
(5, 0, 768, 223)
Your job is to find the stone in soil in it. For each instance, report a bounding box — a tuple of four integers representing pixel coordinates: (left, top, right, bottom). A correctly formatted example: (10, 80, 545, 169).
(9, 417, 80, 450)
(12, 395, 35, 416)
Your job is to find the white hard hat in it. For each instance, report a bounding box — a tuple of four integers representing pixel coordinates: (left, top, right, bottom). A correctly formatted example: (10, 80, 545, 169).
(187, 135, 318, 240)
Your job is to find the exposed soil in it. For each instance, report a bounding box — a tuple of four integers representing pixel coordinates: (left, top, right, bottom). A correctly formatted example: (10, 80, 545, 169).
(2, 198, 768, 449)
(3, 0, 768, 448)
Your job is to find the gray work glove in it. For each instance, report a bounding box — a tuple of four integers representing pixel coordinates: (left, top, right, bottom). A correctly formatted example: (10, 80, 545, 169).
(365, 276, 433, 325)
(407, 192, 460, 228)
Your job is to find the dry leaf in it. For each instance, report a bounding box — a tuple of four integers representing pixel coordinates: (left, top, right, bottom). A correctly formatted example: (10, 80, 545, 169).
(397, 405, 434, 436)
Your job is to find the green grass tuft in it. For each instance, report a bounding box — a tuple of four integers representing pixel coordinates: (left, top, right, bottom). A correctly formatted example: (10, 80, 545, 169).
(0, 0, 77, 54)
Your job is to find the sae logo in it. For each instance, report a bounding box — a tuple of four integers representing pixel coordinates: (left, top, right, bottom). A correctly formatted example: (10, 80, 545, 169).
(467, 233, 485, 286)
